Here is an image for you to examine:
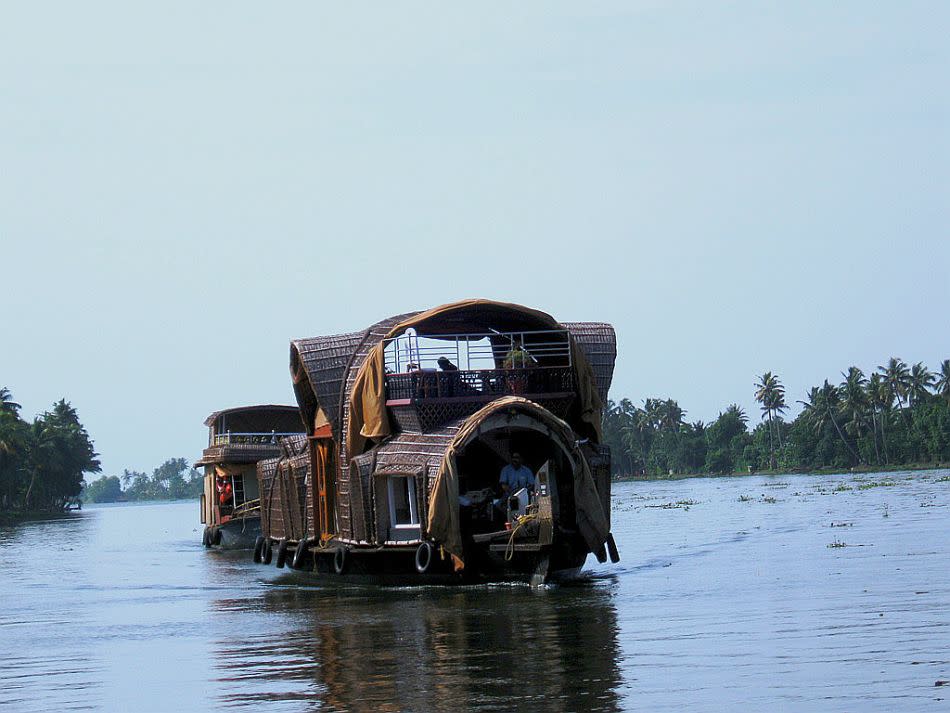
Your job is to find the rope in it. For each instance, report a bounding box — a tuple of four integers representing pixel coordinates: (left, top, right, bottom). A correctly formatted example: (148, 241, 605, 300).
(504, 510, 539, 561)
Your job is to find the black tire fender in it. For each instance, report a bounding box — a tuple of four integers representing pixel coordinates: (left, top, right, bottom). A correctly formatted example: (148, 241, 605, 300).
(292, 538, 310, 570)
(252, 536, 265, 564)
(202, 527, 212, 548)
(211, 528, 222, 546)
(333, 547, 348, 575)
(415, 542, 433, 574)
(262, 539, 273, 565)
(606, 533, 620, 564)
(275, 539, 290, 569)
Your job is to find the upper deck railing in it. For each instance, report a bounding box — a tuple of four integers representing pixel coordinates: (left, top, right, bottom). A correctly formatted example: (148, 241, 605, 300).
(383, 328, 571, 373)
(382, 329, 574, 404)
(210, 432, 302, 447)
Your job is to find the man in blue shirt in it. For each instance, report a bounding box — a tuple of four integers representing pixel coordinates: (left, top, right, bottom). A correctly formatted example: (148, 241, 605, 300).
(499, 452, 534, 496)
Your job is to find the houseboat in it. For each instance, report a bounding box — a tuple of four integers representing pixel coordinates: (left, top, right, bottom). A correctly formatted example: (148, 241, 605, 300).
(196, 404, 306, 549)
(255, 300, 620, 584)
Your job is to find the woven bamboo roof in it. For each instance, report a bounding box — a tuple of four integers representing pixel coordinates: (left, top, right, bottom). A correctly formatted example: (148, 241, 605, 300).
(291, 314, 419, 441)
(289, 302, 617, 444)
(202, 404, 302, 429)
(561, 322, 617, 404)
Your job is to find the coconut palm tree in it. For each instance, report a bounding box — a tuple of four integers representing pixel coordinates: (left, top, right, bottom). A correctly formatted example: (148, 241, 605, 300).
(0, 387, 21, 415)
(839, 367, 869, 461)
(754, 372, 785, 468)
(659, 399, 685, 431)
(935, 359, 950, 404)
(724, 403, 748, 427)
(840, 367, 869, 435)
(879, 357, 912, 425)
(866, 372, 891, 464)
(908, 362, 935, 406)
(799, 381, 860, 464)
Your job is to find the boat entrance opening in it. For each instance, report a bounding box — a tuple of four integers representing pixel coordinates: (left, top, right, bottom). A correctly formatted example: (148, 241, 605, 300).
(454, 421, 576, 550)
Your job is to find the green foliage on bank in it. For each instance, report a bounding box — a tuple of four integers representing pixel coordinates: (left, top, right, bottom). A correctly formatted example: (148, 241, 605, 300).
(0, 387, 100, 512)
(82, 458, 203, 503)
(603, 358, 950, 477)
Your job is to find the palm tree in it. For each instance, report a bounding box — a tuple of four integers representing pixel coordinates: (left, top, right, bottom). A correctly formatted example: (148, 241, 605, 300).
(724, 403, 748, 427)
(769, 388, 788, 447)
(866, 372, 891, 464)
(799, 381, 860, 464)
(840, 367, 869, 435)
(879, 357, 912, 425)
(840, 367, 869, 461)
(658, 398, 685, 431)
(908, 362, 935, 406)
(0, 387, 21, 415)
(754, 372, 785, 468)
(935, 359, 950, 404)
(622, 407, 653, 473)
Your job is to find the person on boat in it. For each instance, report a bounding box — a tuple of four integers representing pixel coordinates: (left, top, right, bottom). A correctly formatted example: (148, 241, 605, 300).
(437, 356, 458, 371)
(499, 452, 534, 496)
(437, 356, 460, 396)
(216, 475, 233, 506)
(501, 340, 537, 369)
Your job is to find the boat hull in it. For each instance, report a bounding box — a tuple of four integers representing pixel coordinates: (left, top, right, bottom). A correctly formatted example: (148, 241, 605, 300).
(211, 517, 261, 550)
(260, 537, 588, 586)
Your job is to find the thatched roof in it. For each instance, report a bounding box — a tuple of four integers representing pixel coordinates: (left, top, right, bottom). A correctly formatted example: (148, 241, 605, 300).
(289, 301, 617, 448)
(290, 313, 419, 441)
(561, 322, 617, 405)
(203, 404, 302, 429)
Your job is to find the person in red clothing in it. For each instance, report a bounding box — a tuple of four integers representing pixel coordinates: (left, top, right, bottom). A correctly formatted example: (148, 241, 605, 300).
(216, 475, 233, 506)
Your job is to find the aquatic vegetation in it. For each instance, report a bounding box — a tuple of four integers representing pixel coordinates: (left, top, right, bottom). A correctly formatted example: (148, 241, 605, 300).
(833, 484, 853, 492)
(828, 538, 848, 548)
(738, 495, 753, 502)
(857, 480, 896, 489)
(830, 522, 853, 528)
(646, 499, 698, 510)
(761, 496, 778, 504)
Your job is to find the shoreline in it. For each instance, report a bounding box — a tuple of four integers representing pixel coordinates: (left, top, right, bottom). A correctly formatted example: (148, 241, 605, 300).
(617, 462, 949, 483)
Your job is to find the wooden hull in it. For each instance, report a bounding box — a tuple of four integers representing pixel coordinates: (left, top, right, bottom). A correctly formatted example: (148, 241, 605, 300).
(210, 516, 261, 550)
(256, 536, 589, 587)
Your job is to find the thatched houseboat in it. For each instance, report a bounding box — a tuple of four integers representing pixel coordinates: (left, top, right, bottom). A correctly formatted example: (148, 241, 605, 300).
(255, 300, 619, 583)
(197, 405, 305, 549)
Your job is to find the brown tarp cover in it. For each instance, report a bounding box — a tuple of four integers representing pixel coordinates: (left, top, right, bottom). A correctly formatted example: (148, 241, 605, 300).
(426, 396, 610, 565)
(345, 299, 604, 460)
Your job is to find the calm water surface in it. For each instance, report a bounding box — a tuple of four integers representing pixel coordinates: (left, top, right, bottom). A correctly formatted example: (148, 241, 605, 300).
(1, 470, 948, 712)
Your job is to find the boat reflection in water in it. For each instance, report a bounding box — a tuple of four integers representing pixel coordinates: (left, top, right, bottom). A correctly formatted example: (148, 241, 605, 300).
(210, 577, 622, 712)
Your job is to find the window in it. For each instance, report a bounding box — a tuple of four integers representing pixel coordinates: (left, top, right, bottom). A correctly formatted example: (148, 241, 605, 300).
(388, 476, 419, 528)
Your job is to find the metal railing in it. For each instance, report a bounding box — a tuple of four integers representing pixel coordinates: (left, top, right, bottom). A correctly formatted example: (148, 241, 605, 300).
(383, 328, 571, 374)
(385, 366, 574, 402)
(211, 431, 302, 446)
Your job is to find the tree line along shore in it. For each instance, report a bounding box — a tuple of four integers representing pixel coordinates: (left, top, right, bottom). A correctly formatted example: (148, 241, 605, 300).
(3, 357, 948, 515)
(602, 358, 950, 478)
(1, 387, 200, 515)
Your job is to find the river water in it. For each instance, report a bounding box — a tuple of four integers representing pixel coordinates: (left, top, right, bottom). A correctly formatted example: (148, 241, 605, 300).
(1, 470, 948, 712)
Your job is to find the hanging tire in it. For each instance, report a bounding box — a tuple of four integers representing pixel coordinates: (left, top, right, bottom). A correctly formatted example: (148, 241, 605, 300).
(606, 533, 620, 563)
(202, 527, 212, 548)
(333, 547, 348, 575)
(262, 539, 273, 565)
(252, 536, 265, 564)
(415, 542, 433, 574)
(275, 539, 290, 569)
(292, 539, 310, 570)
(211, 528, 222, 546)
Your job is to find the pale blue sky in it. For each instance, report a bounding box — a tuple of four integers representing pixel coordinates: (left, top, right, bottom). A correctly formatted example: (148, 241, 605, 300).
(3, 2, 948, 476)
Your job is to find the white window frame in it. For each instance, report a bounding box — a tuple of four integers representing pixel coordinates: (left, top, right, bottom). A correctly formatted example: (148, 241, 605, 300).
(387, 475, 419, 529)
